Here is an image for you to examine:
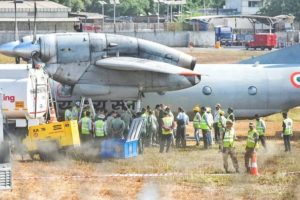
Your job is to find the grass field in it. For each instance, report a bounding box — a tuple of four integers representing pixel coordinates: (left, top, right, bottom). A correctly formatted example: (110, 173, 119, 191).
(1, 48, 300, 200)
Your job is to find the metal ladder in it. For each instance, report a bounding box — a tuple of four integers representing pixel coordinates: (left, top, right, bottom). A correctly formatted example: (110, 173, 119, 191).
(46, 79, 59, 120)
(78, 97, 96, 120)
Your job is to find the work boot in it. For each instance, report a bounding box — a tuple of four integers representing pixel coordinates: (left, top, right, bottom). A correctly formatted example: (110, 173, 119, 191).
(225, 169, 230, 174)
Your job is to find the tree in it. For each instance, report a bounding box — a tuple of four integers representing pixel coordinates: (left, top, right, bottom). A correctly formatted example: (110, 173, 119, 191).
(259, 0, 300, 21)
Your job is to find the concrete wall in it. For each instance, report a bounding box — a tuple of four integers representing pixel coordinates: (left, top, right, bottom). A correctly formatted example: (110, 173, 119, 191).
(112, 31, 216, 47)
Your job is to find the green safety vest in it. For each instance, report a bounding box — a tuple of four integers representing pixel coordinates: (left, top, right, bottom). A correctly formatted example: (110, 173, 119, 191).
(218, 116, 224, 128)
(284, 118, 293, 135)
(256, 119, 265, 136)
(246, 129, 258, 148)
(193, 113, 201, 129)
(95, 120, 105, 137)
(162, 116, 173, 135)
(81, 117, 90, 135)
(223, 129, 235, 148)
(227, 113, 234, 121)
(200, 114, 209, 130)
(64, 109, 72, 121)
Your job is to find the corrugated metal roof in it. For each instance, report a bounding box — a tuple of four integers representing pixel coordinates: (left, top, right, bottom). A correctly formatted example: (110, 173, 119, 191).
(69, 12, 105, 19)
(0, 1, 70, 11)
(0, 17, 79, 22)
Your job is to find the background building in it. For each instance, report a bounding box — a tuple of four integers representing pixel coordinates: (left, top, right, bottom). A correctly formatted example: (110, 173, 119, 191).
(225, 0, 264, 14)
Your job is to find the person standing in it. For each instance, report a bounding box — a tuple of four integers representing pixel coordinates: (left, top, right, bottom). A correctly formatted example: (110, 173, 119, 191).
(147, 110, 159, 146)
(200, 107, 211, 149)
(222, 120, 239, 173)
(110, 113, 125, 139)
(193, 106, 201, 146)
(64, 108, 72, 121)
(226, 108, 235, 124)
(121, 107, 132, 139)
(106, 111, 116, 137)
(255, 114, 267, 149)
(72, 101, 80, 121)
(93, 114, 106, 147)
(213, 104, 222, 143)
(206, 107, 214, 147)
(78, 111, 93, 143)
(159, 111, 175, 153)
(218, 111, 227, 151)
(282, 112, 293, 152)
(244, 122, 259, 173)
(176, 107, 189, 148)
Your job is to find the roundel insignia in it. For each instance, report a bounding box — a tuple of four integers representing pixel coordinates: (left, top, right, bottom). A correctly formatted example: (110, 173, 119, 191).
(290, 72, 300, 88)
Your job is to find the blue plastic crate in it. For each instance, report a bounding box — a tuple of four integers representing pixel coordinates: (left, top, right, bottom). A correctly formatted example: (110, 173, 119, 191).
(100, 139, 138, 159)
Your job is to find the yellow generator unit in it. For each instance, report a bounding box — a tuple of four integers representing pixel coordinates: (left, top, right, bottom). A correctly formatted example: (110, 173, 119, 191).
(23, 120, 80, 160)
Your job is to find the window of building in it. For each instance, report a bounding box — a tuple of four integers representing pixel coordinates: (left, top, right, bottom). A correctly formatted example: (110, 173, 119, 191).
(248, 1, 262, 7)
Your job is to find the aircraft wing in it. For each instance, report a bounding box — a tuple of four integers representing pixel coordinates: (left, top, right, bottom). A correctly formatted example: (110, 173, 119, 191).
(95, 57, 200, 76)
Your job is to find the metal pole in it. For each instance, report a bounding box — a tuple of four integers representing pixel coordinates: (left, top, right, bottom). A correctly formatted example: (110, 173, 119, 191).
(114, 1, 116, 33)
(157, 2, 159, 29)
(170, 5, 173, 22)
(0, 91, 3, 142)
(102, 4, 104, 31)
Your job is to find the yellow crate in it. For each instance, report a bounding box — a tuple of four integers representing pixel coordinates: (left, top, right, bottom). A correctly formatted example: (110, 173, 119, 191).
(23, 120, 80, 152)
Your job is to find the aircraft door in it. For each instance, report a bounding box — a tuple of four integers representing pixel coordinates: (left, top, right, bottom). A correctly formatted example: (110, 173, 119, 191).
(56, 34, 90, 64)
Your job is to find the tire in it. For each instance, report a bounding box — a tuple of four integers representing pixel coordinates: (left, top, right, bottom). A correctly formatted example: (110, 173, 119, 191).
(261, 47, 265, 51)
(268, 47, 272, 50)
(254, 48, 257, 50)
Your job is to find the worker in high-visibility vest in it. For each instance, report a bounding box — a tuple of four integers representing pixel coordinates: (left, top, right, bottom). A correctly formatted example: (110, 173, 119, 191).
(93, 114, 106, 147)
(213, 103, 222, 144)
(159, 111, 175, 153)
(78, 111, 93, 143)
(200, 106, 211, 149)
(218, 111, 227, 151)
(244, 122, 259, 173)
(226, 107, 235, 124)
(222, 120, 239, 173)
(255, 114, 267, 149)
(64, 108, 72, 121)
(282, 112, 293, 152)
(193, 106, 201, 146)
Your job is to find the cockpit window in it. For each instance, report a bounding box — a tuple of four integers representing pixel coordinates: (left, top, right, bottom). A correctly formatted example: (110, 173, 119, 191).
(202, 86, 212, 95)
(248, 86, 257, 95)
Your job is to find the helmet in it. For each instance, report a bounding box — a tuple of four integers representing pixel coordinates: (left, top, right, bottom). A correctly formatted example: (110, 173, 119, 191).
(249, 122, 255, 127)
(220, 111, 225, 116)
(193, 106, 200, 112)
(206, 107, 211, 112)
(75, 101, 80, 107)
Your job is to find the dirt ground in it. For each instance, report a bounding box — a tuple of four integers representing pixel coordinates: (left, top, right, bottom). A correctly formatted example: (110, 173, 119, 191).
(1, 48, 300, 200)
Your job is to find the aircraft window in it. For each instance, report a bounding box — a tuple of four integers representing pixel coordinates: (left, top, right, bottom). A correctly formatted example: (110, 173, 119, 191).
(202, 86, 212, 95)
(248, 86, 257, 95)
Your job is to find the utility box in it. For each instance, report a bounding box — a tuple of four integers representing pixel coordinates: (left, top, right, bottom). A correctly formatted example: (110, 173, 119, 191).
(23, 120, 80, 159)
(0, 142, 12, 190)
(246, 33, 277, 50)
(100, 118, 144, 159)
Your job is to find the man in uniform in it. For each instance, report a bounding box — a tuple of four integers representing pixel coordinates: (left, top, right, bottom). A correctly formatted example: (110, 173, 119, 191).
(213, 104, 222, 143)
(176, 107, 189, 148)
(106, 111, 116, 137)
(78, 111, 93, 143)
(218, 111, 227, 151)
(72, 101, 80, 121)
(244, 122, 259, 173)
(121, 106, 132, 139)
(255, 114, 267, 149)
(193, 106, 201, 146)
(200, 107, 211, 149)
(282, 112, 293, 152)
(110, 113, 125, 139)
(222, 120, 239, 173)
(159, 111, 175, 153)
(64, 107, 72, 121)
(146, 110, 158, 146)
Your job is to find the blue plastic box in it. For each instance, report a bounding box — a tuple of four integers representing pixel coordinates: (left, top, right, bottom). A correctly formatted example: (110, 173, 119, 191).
(100, 139, 138, 159)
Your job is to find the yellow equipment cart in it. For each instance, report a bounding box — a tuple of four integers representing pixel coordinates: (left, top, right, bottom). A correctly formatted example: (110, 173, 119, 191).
(23, 120, 80, 160)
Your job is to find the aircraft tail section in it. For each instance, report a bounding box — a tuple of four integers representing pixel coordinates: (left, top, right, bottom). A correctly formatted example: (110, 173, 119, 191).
(240, 43, 300, 64)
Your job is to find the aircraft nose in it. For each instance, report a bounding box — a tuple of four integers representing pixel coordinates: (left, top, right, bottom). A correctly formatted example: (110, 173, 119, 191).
(0, 41, 20, 57)
(13, 41, 40, 59)
(186, 74, 201, 86)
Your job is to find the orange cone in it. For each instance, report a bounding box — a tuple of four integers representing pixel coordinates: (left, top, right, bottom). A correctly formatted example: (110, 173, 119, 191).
(250, 152, 259, 176)
(49, 108, 57, 123)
